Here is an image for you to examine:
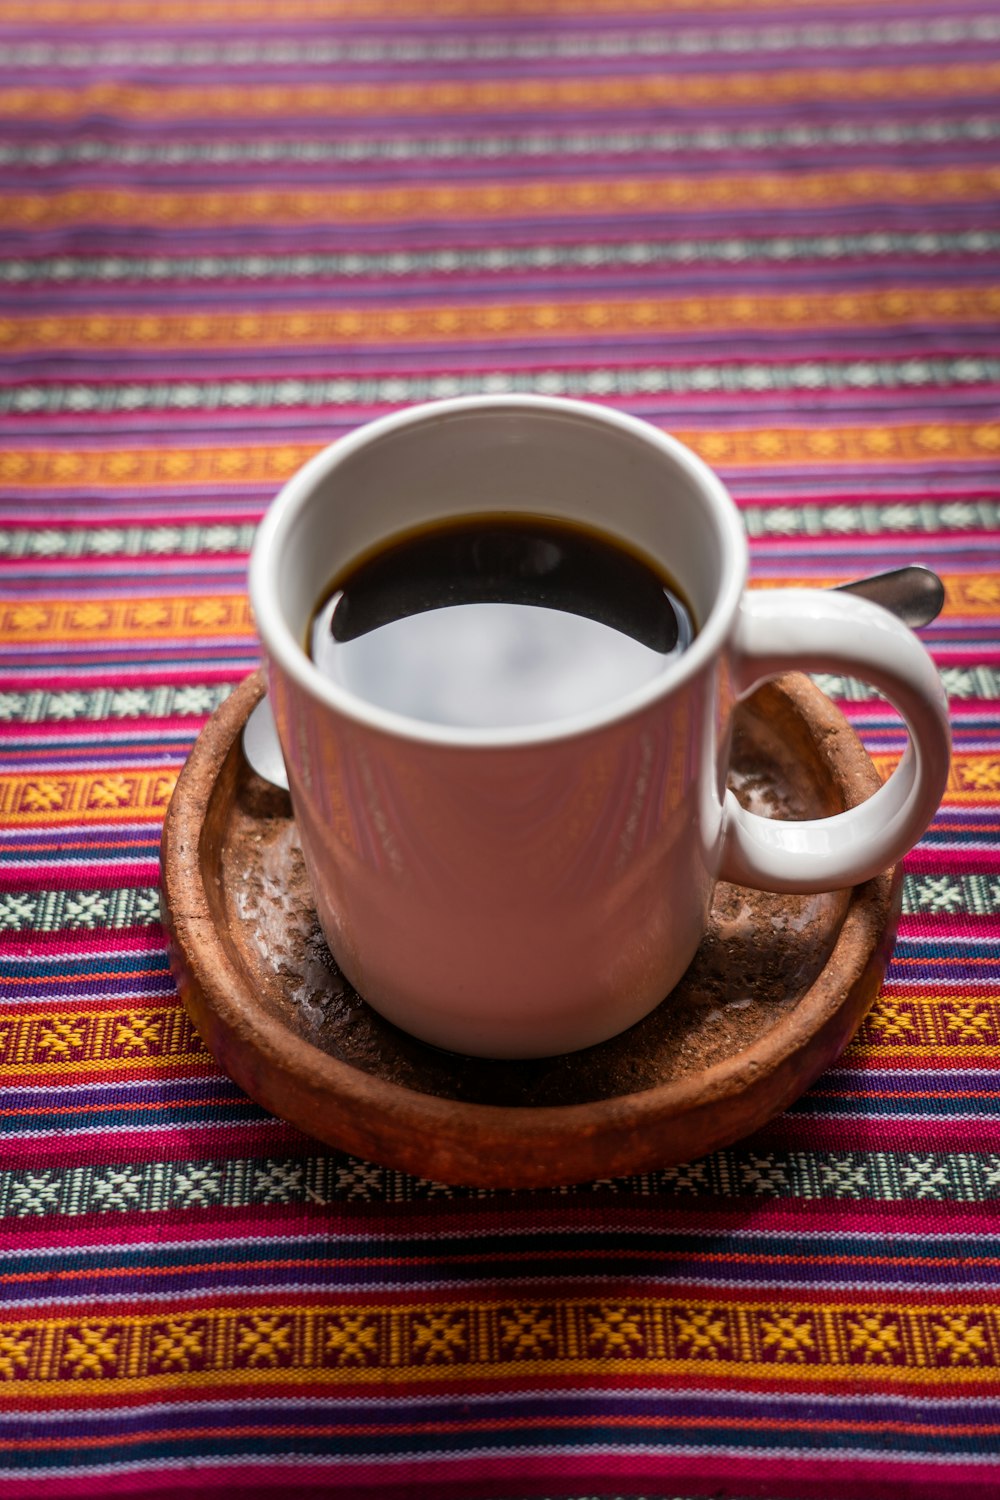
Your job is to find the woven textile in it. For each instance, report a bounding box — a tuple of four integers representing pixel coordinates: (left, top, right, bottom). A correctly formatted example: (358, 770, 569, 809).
(1, 0, 998, 1495)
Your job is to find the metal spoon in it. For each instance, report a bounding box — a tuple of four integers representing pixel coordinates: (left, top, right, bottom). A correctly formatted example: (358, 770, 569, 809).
(834, 563, 945, 630)
(242, 689, 290, 791)
(242, 564, 945, 792)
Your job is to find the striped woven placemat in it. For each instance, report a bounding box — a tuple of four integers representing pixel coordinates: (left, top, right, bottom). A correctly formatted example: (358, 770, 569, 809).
(0, 1, 998, 1495)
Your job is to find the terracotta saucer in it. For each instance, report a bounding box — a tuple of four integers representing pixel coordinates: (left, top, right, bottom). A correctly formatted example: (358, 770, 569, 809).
(161, 671, 899, 1189)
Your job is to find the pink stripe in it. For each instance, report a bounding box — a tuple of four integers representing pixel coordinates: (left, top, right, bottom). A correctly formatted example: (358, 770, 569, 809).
(0, 667, 247, 690)
(837, 1053, 1000, 1071)
(0, 929, 165, 957)
(896, 916, 1000, 938)
(927, 703, 1000, 720)
(4, 1450, 999, 1500)
(0, 721, 205, 743)
(903, 851, 1000, 874)
(0, 1122, 306, 1169)
(759, 1114, 1000, 1153)
(6, 1100, 1000, 1172)
(878, 979, 999, 995)
(0, 867, 161, 891)
(0, 508, 264, 530)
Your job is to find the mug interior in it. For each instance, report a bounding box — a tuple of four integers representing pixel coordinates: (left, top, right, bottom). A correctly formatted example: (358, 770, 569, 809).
(251, 398, 747, 737)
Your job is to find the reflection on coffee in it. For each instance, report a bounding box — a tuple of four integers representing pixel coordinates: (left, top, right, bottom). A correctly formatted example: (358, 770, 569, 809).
(308, 516, 695, 730)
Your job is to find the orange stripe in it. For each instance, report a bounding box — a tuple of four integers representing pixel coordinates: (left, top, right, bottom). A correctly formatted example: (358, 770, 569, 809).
(0, 1003, 207, 1080)
(1, 573, 987, 649)
(3, 65, 999, 121)
(0, 760, 989, 827)
(871, 752, 997, 805)
(0, 1297, 996, 1395)
(850, 1048, 1000, 1058)
(3, 168, 1000, 229)
(0, 285, 995, 352)
(0, 1058, 211, 1082)
(0, 770, 179, 825)
(2, 424, 998, 492)
(751, 574, 999, 617)
(0, 595, 253, 643)
(943, 754, 1000, 803)
(0, 0, 936, 22)
(872, 994, 1000, 1005)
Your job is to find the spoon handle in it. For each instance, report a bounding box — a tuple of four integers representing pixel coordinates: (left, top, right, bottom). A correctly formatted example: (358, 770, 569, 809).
(834, 565, 944, 630)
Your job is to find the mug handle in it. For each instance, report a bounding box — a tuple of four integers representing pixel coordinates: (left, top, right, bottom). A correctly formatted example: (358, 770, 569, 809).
(720, 588, 951, 893)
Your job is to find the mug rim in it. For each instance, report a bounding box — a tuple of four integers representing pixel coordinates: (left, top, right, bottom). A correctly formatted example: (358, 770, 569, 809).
(248, 394, 749, 748)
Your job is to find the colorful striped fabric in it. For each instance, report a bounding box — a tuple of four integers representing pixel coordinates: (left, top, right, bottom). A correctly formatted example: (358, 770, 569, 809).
(1, 0, 999, 1494)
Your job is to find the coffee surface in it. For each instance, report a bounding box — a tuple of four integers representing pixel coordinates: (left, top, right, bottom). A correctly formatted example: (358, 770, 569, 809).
(308, 516, 694, 730)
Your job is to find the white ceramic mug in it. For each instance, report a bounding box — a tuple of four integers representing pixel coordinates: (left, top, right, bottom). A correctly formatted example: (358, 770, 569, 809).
(249, 396, 950, 1058)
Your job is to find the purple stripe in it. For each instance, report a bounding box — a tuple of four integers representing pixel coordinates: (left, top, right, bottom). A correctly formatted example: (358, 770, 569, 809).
(3, 204, 998, 257)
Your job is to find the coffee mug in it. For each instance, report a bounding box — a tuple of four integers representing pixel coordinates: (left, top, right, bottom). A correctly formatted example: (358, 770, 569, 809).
(249, 396, 950, 1058)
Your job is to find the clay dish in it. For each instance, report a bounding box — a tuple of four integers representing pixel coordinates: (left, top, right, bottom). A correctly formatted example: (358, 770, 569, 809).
(162, 671, 899, 1189)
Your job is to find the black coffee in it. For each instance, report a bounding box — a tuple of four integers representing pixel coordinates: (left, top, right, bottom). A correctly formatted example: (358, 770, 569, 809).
(309, 516, 695, 730)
